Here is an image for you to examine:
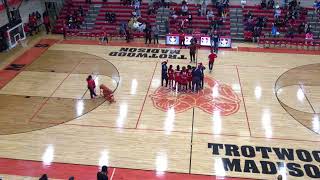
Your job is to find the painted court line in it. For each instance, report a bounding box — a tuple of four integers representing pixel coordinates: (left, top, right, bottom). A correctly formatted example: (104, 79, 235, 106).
(135, 61, 158, 128)
(235, 65, 252, 136)
(29, 60, 83, 123)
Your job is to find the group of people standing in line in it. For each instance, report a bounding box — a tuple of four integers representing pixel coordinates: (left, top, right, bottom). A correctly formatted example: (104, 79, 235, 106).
(160, 50, 217, 92)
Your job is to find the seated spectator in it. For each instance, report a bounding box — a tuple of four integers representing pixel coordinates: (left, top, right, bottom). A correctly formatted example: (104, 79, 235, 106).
(147, 4, 156, 15)
(79, 5, 84, 16)
(261, 0, 267, 9)
(170, 8, 178, 19)
(305, 32, 314, 40)
(207, 9, 214, 21)
(285, 25, 295, 38)
(305, 23, 311, 33)
(298, 23, 305, 34)
(314, 0, 320, 13)
(221, 9, 227, 22)
(289, 0, 297, 10)
(267, 0, 274, 9)
(274, 7, 281, 18)
(105, 12, 111, 22)
(181, 4, 188, 16)
(111, 12, 116, 23)
(222, 0, 229, 8)
(271, 23, 280, 37)
(188, 13, 192, 25)
(134, 0, 140, 9)
(252, 26, 261, 43)
(241, 0, 247, 8)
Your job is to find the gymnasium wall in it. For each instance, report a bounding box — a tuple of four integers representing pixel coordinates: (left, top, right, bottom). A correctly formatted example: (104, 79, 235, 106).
(0, 0, 45, 27)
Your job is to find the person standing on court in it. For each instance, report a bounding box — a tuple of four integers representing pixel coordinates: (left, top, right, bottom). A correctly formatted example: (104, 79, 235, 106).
(211, 30, 220, 53)
(189, 41, 197, 63)
(161, 60, 168, 87)
(179, 31, 186, 49)
(97, 165, 108, 180)
(208, 49, 217, 73)
(144, 24, 152, 45)
(199, 63, 206, 89)
(152, 25, 159, 44)
(192, 66, 201, 92)
(87, 75, 97, 99)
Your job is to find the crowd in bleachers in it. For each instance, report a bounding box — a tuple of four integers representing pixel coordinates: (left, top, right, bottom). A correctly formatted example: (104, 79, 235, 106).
(244, 0, 313, 43)
(169, 0, 229, 35)
(65, 1, 86, 29)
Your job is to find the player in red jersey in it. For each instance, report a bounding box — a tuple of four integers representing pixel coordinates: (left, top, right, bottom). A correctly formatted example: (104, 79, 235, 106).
(174, 65, 181, 91)
(168, 65, 175, 89)
(180, 66, 188, 91)
(208, 50, 217, 73)
(187, 65, 192, 90)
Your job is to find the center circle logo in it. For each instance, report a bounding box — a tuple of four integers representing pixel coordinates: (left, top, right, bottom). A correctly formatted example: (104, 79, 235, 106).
(150, 76, 241, 116)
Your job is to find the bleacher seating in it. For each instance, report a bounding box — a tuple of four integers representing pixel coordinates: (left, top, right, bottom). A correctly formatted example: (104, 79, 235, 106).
(53, 1, 90, 33)
(53, 0, 157, 38)
(242, 5, 308, 39)
(169, 4, 231, 36)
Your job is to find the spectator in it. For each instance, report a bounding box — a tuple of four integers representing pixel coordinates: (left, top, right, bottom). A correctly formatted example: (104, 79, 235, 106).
(261, 0, 267, 9)
(170, 8, 178, 20)
(39, 174, 48, 180)
(110, 12, 116, 23)
(241, 0, 247, 8)
(285, 25, 295, 38)
(179, 31, 186, 48)
(43, 13, 50, 34)
(207, 9, 214, 21)
(252, 27, 261, 43)
(217, 2, 224, 16)
(69, 177, 75, 180)
(181, 4, 188, 16)
(305, 23, 311, 33)
(97, 165, 108, 180)
(201, 0, 207, 16)
(298, 22, 305, 34)
(152, 25, 159, 44)
(271, 23, 280, 37)
(86, 0, 92, 4)
(147, 4, 155, 15)
(211, 30, 220, 53)
(144, 24, 152, 45)
(134, 0, 140, 10)
(267, 0, 274, 9)
(188, 13, 192, 25)
(305, 32, 314, 40)
(197, 5, 202, 16)
(274, 6, 281, 18)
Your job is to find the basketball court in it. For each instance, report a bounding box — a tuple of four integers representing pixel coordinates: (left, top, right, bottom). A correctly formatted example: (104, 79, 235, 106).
(0, 36, 319, 180)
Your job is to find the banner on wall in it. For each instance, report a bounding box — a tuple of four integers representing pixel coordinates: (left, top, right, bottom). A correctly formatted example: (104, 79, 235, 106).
(166, 34, 232, 48)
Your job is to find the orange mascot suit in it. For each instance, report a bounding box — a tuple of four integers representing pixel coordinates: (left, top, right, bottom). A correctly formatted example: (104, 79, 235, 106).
(99, 84, 115, 103)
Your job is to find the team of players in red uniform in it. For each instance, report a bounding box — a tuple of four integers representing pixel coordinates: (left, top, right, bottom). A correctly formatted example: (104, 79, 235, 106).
(161, 50, 217, 92)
